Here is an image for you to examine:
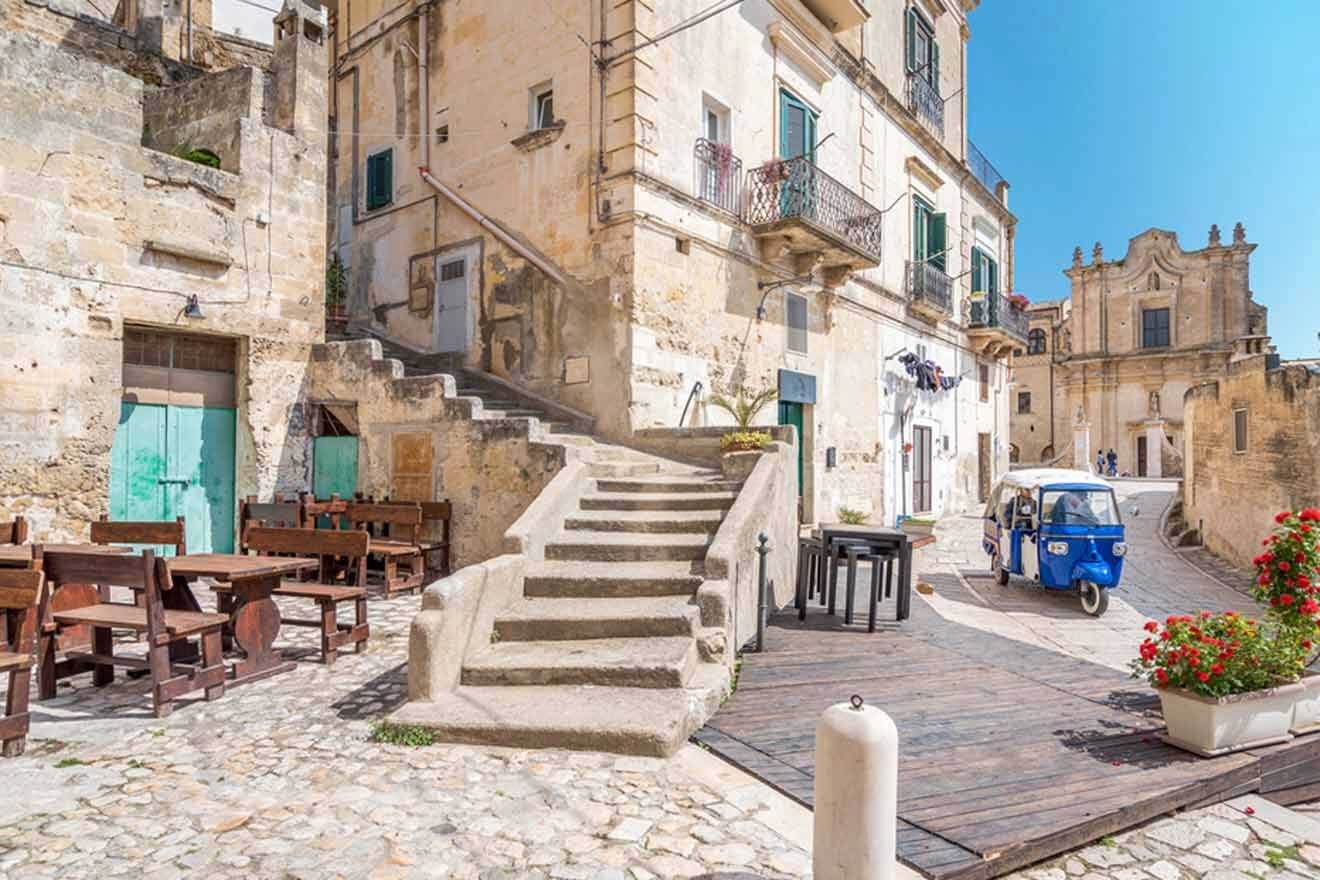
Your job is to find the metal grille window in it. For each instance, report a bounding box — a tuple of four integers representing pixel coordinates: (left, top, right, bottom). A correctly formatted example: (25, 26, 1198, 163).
(440, 260, 464, 282)
(786, 292, 808, 354)
(1233, 408, 1248, 453)
(1018, 392, 1031, 414)
(366, 148, 393, 211)
(1142, 307, 1170, 348)
(1027, 328, 1047, 354)
(123, 327, 236, 373)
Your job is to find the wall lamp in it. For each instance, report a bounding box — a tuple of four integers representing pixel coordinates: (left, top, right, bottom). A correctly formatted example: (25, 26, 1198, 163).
(183, 294, 205, 319)
(755, 274, 813, 320)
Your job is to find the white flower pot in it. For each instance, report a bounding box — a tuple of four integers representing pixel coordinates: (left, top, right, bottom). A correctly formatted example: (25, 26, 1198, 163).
(1157, 681, 1302, 757)
(1291, 673, 1320, 735)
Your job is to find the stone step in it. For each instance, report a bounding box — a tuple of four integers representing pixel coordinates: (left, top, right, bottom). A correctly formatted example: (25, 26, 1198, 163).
(389, 685, 690, 756)
(579, 491, 738, 512)
(493, 597, 700, 641)
(564, 510, 725, 534)
(595, 478, 743, 494)
(524, 561, 704, 598)
(586, 462, 664, 478)
(462, 637, 697, 688)
(545, 531, 713, 562)
(489, 409, 546, 419)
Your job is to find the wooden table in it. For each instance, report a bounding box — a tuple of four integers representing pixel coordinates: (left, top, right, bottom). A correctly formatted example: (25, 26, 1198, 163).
(165, 554, 314, 685)
(0, 543, 130, 567)
(812, 524, 914, 622)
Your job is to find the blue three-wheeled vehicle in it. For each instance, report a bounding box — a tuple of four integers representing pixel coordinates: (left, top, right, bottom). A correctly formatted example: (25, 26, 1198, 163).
(981, 468, 1127, 616)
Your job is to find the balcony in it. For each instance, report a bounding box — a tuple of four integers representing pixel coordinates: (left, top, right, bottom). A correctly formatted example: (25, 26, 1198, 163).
(745, 155, 882, 279)
(967, 292, 1030, 357)
(968, 140, 1007, 203)
(800, 0, 868, 32)
(693, 137, 743, 217)
(907, 260, 953, 323)
(907, 71, 943, 139)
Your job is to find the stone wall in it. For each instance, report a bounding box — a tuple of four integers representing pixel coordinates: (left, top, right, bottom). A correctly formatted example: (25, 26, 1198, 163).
(142, 64, 263, 172)
(1184, 357, 1320, 570)
(0, 16, 325, 541)
(306, 340, 566, 567)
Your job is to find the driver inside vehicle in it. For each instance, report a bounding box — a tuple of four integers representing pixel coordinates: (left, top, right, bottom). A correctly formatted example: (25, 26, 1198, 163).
(1050, 491, 1099, 525)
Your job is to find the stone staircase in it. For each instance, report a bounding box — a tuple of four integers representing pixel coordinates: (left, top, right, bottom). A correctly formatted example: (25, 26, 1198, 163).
(335, 327, 747, 754)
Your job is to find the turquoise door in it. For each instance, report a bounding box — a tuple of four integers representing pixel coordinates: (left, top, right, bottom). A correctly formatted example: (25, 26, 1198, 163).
(110, 402, 236, 554)
(778, 90, 818, 223)
(312, 436, 358, 527)
(778, 401, 805, 497)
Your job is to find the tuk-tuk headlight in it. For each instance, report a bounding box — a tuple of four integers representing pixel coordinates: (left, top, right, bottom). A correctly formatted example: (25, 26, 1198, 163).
(1113, 542, 1128, 557)
(1047, 541, 1069, 556)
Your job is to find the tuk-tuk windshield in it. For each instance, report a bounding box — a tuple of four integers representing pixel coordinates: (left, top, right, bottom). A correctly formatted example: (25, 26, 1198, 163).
(1041, 489, 1121, 526)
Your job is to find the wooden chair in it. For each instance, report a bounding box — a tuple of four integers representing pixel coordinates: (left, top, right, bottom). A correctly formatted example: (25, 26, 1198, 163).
(225, 526, 370, 665)
(301, 493, 349, 530)
(419, 501, 452, 578)
(35, 548, 228, 717)
(1, 516, 29, 545)
(0, 567, 42, 756)
(238, 497, 305, 550)
(91, 516, 186, 555)
(346, 502, 424, 595)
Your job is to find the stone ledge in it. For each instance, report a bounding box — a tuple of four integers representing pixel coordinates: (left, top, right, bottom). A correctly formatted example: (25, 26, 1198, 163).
(510, 120, 566, 152)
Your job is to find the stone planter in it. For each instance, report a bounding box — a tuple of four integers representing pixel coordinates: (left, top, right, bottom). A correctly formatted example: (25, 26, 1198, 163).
(1157, 681, 1303, 757)
(899, 519, 935, 540)
(721, 450, 761, 482)
(1291, 673, 1320, 735)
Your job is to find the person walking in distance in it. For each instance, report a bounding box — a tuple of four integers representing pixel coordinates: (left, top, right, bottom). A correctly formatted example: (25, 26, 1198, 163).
(1095, 451, 1105, 475)
(1106, 448, 1118, 477)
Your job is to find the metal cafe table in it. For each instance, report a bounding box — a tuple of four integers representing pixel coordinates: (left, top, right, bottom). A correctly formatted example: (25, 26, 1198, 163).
(807, 524, 913, 626)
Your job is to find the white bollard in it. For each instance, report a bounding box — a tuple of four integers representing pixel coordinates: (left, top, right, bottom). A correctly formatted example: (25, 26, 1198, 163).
(813, 694, 899, 880)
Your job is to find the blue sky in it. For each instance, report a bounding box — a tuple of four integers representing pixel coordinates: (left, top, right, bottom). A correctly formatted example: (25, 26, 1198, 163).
(967, 0, 1320, 360)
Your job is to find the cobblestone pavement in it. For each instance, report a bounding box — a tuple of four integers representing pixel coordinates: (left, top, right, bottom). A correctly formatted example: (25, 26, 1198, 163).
(1003, 795, 1320, 880)
(916, 481, 1260, 671)
(0, 585, 811, 879)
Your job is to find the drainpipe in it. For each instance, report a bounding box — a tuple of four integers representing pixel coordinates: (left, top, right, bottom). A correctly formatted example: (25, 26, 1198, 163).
(418, 167, 570, 288)
(418, 4, 429, 169)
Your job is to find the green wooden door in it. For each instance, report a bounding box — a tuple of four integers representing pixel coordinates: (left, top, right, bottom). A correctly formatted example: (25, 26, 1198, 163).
(110, 402, 236, 554)
(778, 401, 804, 497)
(312, 436, 358, 527)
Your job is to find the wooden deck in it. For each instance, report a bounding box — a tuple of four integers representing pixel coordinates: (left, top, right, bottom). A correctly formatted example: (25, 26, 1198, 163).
(695, 572, 1320, 880)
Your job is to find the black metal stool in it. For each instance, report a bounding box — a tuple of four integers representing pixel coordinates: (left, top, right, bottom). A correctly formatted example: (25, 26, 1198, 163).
(796, 536, 824, 620)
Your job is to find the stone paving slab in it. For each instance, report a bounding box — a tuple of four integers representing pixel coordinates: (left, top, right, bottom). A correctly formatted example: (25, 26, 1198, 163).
(0, 585, 810, 879)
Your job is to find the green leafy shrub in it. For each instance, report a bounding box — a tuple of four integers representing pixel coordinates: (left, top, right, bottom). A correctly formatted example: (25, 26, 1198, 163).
(173, 145, 220, 168)
(709, 386, 777, 428)
(369, 720, 436, 747)
(720, 431, 770, 453)
(838, 507, 868, 525)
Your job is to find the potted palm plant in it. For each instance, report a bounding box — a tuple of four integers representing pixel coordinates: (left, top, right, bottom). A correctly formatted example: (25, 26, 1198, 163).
(710, 386, 776, 479)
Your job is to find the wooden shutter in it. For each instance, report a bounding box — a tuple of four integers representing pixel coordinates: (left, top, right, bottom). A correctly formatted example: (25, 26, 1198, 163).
(931, 38, 940, 93)
(930, 212, 947, 269)
(987, 255, 998, 295)
(971, 249, 983, 294)
(367, 150, 392, 211)
(905, 8, 915, 72)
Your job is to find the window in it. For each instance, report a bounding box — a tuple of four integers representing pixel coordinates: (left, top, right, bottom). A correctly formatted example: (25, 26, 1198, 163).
(913, 195, 947, 270)
(905, 7, 939, 93)
(779, 89, 817, 161)
(365, 148, 393, 211)
(1027, 328, 1047, 355)
(703, 95, 730, 145)
(979, 363, 990, 402)
(530, 84, 554, 130)
(786, 292, 808, 354)
(1017, 392, 1031, 414)
(971, 247, 998, 296)
(1233, 408, 1248, 454)
(1142, 307, 1170, 348)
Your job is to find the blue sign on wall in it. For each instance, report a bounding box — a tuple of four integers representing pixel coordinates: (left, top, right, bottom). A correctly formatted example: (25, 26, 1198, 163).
(778, 369, 817, 405)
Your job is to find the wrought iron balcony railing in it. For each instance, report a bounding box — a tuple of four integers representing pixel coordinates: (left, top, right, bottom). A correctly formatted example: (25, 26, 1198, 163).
(745, 155, 883, 261)
(907, 260, 953, 315)
(693, 137, 743, 216)
(968, 293, 1030, 342)
(967, 140, 1006, 197)
(906, 71, 943, 138)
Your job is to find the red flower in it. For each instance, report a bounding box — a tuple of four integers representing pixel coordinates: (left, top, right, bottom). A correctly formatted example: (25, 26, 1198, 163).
(1197, 671, 1211, 682)
(1199, 611, 1212, 620)
(1140, 642, 1158, 661)
(1303, 600, 1318, 615)
(1155, 668, 1169, 685)
(1277, 511, 1291, 524)
(1282, 594, 1295, 606)
(1280, 561, 1292, 572)
(1245, 806, 1256, 815)
(1261, 575, 1272, 585)
(1211, 663, 1225, 675)
(1188, 657, 1200, 668)
(1144, 620, 1159, 633)
(1304, 640, 1314, 651)
(1159, 631, 1172, 640)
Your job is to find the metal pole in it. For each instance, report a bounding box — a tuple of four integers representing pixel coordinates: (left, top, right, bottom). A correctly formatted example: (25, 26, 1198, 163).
(755, 531, 769, 652)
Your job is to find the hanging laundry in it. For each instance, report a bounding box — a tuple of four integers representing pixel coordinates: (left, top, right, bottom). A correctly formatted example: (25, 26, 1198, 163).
(896, 352, 961, 393)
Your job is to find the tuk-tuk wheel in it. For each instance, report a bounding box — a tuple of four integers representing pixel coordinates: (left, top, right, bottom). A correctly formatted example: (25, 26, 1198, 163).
(994, 559, 1010, 586)
(1080, 581, 1108, 617)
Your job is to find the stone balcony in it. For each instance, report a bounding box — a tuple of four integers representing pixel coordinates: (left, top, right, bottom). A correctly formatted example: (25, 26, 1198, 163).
(745, 156, 882, 285)
(906, 260, 953, 323)
(967, 292, 1029, 358)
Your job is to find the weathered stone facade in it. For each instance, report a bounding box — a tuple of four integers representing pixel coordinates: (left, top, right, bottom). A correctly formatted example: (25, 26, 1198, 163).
(1184, 354, 1320, 569)
(0, 0, 326, 542)
(1011, 226, 1268, 476)
(328, 0, 1018, 523)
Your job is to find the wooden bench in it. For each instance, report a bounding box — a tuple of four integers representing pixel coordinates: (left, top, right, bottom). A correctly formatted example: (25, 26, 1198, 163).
(301, 493, 349, 530)
(0, 567, 42, 757)
(238, 497, 305, 548)
(36, 548, 228, 717)
(220, 526, 370, 665)
(346, 502, 424, 595)
(420, 501, 453, 578)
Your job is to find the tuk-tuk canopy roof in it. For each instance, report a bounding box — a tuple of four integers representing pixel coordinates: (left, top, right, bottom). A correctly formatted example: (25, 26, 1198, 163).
(998, 468, 1113, 493)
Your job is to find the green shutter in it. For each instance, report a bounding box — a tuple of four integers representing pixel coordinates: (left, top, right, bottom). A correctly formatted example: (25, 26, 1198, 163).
(930, 212, 947, 269)
(971, 249, 983, 294)
(931, 39, 941, 94)
(912, 201, 925, 261)
(366, 149, 392, 211)
(905, 8, 916, 72)
(987, 256, 998, 296)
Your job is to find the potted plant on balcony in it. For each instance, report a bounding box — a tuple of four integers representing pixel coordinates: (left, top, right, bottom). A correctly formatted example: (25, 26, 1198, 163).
(758, 157, 790, 182)
(325, 255, 348, 335)
(1254, 508, 1320, 733)
(1007, 293, 1030, 310)
(1132, 610, 1308, 756)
